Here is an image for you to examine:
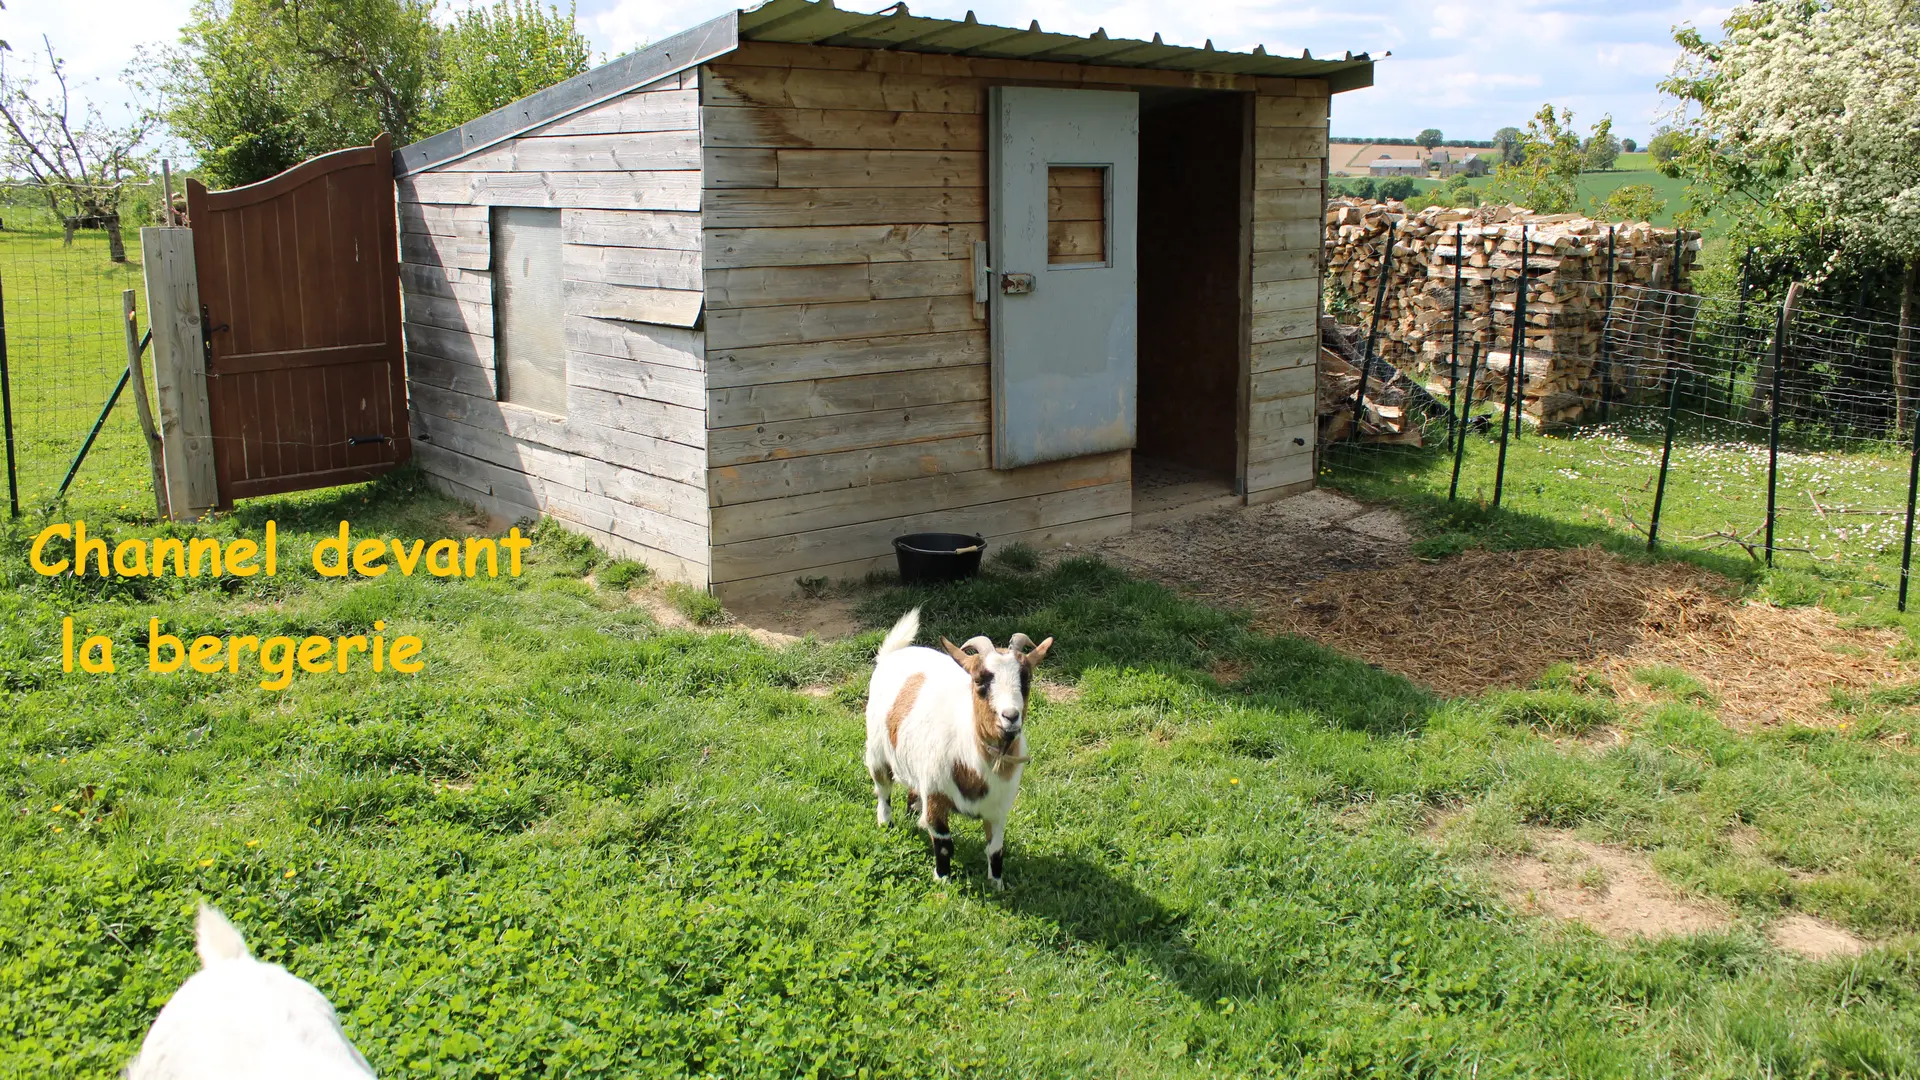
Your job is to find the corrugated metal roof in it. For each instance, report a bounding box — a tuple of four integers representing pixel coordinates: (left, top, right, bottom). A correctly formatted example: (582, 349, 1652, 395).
(397, 0, 1373, 174)
(738, 0, 1374, 91)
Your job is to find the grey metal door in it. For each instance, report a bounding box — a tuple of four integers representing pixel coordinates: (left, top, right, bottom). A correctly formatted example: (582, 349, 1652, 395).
(988, 87, 1139, 469)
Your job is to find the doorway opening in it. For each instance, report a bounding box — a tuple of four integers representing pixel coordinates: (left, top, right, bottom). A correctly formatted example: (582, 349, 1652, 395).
(1135, 89, 1248, 523)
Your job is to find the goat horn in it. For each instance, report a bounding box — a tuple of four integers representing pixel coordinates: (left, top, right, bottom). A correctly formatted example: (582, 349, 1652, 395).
(961, 635, 995, 655)
(1008, 633, 1036, 654)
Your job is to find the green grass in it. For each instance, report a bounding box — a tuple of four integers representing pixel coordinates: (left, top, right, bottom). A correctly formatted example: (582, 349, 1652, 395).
(1392, 160, 1695, 227)
(6, 470, 1920, 1078)
(1323, 410, 1917, 613)
(0, 226, 153, 512)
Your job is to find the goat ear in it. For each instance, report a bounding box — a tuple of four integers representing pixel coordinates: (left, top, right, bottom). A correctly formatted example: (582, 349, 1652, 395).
(940, 637, 976, 669)
(1020, 636, 1054, 670)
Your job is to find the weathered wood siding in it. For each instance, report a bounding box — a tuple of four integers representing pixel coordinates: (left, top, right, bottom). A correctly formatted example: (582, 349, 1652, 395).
(702, 44, 1157, 605)
(398, 70, 713, 584)
(699, 43, 1330, 602)
(1245, 79, 1329, 503)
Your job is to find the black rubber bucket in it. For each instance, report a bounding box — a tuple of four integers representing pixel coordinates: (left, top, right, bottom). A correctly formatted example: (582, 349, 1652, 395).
(893, 532, 986, 584)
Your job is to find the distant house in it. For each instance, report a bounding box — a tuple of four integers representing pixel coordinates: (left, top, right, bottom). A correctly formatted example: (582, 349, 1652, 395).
(1369, 158, 1426, 177)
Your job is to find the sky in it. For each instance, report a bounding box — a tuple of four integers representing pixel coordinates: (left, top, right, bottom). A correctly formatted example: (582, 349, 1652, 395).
(8, 0, 1731, 148)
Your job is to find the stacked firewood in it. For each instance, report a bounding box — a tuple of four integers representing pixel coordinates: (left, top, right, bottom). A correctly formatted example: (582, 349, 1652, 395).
(1324, 199, 1698, 427)
(1317, 318, 1427, 445)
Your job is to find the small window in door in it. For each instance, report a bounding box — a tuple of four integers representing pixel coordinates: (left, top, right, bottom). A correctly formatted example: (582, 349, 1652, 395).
(1047, 165, 1108, 267)
(492, 206, 568, 416)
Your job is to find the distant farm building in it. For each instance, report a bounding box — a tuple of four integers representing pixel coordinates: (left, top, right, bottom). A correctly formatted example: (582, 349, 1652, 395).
(1368, 157, 1426, 177)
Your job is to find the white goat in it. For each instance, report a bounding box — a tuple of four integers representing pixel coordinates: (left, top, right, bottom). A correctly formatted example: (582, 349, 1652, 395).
(124, 903, 376, 1080)
(864, 607, 1053, 888)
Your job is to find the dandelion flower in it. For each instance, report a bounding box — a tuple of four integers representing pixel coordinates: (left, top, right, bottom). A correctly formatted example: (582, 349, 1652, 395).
(246, 839, 259, 848)
(284, 869, 296, 879)
(52, 825, 63, 833)
(1229, 778, 1241, 785)
(199, 858, 214, 868)
(50, 805, 62, 813)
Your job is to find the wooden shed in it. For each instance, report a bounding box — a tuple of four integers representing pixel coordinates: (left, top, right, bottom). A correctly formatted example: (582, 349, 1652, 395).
(394, 0, 1373, 605)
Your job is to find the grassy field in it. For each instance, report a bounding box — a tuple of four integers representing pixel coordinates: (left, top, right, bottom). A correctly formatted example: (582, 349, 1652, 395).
(1322, 406, 1915, 613)
(5, 472, 1920, 1078)
(1374, 153, 1694, 227)
(0, 226, 153, 513)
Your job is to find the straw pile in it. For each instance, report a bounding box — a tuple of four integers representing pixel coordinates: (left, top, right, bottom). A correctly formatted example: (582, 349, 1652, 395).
(1325, 199, 1699, 427)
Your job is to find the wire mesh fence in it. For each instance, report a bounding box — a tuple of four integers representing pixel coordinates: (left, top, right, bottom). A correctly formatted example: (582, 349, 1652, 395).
(1322, 244, 1920, 611)
(0, 222, 154, 516)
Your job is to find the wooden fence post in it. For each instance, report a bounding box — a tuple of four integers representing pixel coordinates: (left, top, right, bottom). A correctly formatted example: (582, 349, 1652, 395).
(141, 227, 219, 521)
(122, 290, 170, 520)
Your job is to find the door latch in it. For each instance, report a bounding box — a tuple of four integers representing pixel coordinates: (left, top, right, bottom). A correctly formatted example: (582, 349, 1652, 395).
(1000, 272, 1036, 296)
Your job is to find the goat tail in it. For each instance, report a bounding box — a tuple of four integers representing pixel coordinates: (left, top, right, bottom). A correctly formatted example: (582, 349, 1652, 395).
(195, 902, 251, 967)
(876, 607, 921, 659)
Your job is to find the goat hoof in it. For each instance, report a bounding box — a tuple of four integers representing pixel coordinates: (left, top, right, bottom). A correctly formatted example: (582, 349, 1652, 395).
(989, 876, 1005, 891)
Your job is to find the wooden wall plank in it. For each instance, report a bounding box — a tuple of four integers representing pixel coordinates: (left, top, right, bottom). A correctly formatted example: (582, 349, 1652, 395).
(1255, 158, 1323, 190)
(401, 230, 490, 270)
(564, 279, 704, 326)
(569, 385, 707, 449)
(564, 317, 705, 371)
(410, 380, 708, 487)
(703, 186, 984, 227)
(704, 223, 979, 268)
(1251, 305, 1319, 346)
(705, 294, 979, 349)
(710, 449, 1126, 545)
(564, 244, 704, 291)
(1254, 95, 1329, 127)
(708, 364, 985, 428)
(708, 433, 988, 507)
(442, 131, 702, 173)
(709, 400, 987, 467)
(562, 209, 702, 250)
(569, 351, 707, 410)
(703, 106, 983, 150)
(711, 511, 1131, 607)
(704, 147, 780, 188)
(774, 149, 981, 188)
(400, 202, 487, 237)
(404, 320, 492, 367)
(535, 87, 699, 136)
(408, 349, 496, 398)
(708, 481, 1128, 581)
(399, 171, 701, 211)
(707, 329, 985, 388)
(404, 292, 493, 336)
(400, 262, 492, 305)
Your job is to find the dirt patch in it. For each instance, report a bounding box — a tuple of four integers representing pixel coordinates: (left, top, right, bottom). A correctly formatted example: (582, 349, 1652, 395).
(1118, 511, 1912, 719)
(726, 595, 860, 646)
(1091, 488, 1414, 603)
(1501, 829, 1731, 941)
(1767, 913, 1869, 960)
(1594, 597, 1913, 729)
(1262, 546, 1729, 697)
(1034, 678, 1081, 704)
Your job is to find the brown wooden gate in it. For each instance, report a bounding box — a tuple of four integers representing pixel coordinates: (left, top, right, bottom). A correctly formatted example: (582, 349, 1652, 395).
(186, 134, 410, 505)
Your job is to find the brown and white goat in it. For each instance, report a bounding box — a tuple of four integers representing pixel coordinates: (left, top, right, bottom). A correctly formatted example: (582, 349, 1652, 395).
(864, 607, 1053, 888)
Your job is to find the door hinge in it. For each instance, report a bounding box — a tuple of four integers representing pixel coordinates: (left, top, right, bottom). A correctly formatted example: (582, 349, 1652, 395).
(1000, 272, 1036, 296)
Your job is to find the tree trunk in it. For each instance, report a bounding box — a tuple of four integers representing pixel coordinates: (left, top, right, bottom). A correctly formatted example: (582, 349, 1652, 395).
(106, 220, 126, 263)
(1899, 258, 1917, 436)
